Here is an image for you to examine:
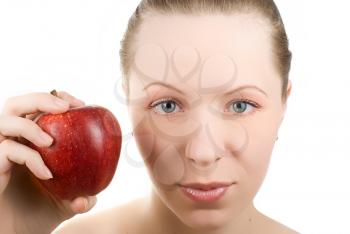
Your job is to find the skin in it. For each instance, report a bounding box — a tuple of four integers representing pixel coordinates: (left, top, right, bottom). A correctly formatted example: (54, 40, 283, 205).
(0, 92, 97, 234)
(0, 11, 297, 234)
(57, 12, 297, 234)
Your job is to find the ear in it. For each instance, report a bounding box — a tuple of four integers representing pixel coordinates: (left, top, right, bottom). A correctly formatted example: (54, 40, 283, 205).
(286, 79, 292, 99)
(122, 79, 131, 103)
(279, 79, 292, 127)
(122, 79, 128, 96)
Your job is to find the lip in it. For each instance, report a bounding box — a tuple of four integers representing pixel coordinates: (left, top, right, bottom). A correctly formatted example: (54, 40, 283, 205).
(179, 181, 235, 202)
(180, 182, 234, 190)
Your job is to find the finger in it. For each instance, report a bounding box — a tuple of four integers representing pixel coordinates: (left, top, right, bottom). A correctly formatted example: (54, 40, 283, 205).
(24, 91, 85, 120)
(1, 92, 70, 117)
(0, 139, 53, 180)
(69, 196, 97, 214)
(0, 116, 53, 147)
(56, 91, 85, 107)
(85, 196, 97, 211)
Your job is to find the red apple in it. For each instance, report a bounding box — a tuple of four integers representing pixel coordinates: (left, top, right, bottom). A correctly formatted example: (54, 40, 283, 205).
(26, 105, 122, 200)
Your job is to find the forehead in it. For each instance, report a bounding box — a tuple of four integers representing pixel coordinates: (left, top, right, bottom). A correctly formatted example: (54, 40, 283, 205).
(138, 13, 272, 54)
(130, 13, 279, 93)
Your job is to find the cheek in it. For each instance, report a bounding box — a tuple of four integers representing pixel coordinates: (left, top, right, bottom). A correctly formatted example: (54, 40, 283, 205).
(133, 129, 186, 187)
(238, 114, 280, 193)
(150, 144, 185, 186)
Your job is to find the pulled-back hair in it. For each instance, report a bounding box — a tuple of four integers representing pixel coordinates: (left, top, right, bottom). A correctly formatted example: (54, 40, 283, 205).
(120, 0, 292, 102)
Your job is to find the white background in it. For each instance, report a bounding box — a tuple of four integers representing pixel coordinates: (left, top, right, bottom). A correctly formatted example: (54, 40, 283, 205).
(0, 1, 349, 233)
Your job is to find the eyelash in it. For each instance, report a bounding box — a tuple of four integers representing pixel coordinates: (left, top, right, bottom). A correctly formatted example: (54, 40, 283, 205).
(148, 97, 261, 117)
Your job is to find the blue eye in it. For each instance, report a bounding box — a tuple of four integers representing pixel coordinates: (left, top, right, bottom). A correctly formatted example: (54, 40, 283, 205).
(227, 99, 260, 115)
(231, 101, 251, 113)
(149, 98, 260, 116)
(150, 98, 181, 115)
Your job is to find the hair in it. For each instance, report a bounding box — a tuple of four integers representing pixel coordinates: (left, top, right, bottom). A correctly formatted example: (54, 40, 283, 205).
(119, 0, 292, 103)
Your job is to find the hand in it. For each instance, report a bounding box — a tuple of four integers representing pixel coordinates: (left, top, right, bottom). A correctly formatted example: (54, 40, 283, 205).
(0, 91, 97, 234)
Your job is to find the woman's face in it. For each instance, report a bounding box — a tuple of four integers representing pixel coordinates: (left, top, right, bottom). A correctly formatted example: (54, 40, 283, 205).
(123, 13, 291, 229)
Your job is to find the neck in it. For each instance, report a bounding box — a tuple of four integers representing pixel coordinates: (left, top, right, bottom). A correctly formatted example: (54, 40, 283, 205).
(145, 188, 261, 234)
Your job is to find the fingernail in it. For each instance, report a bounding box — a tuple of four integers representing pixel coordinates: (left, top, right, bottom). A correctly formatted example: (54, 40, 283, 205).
(40, 131, 53, 145)
(42, 165, 53, 179)
(54, 98, 69, 108)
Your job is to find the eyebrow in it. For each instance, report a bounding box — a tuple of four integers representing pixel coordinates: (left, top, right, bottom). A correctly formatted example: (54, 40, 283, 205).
(143, 81, 186, 95)
(222, 85, 268, 98)
(143, 81, 268, 97)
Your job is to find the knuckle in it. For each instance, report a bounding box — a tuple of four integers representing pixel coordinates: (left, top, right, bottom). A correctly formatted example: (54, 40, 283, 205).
(0, 127, 11, 137)
(28, 92, 53, 104)
(29, 151, 42, 162)
(0, 116, 11, 136)
(49, 93, 62, 103)
(2, 97, 16, 113)
(35, 92, 54, 102)
(19, 119, 40, 138)
(22, 117, 38, 129)
(37, 91, 71, 106)
(0, 117, 33, 137)
(32, 92, 62, 108)
(0, 139, 13, 150)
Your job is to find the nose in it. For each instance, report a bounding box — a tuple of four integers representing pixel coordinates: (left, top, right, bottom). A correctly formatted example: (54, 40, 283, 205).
(185, 124, 223, 169)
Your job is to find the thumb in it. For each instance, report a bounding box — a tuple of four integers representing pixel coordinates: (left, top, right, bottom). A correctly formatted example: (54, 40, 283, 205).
(70, 196, 97, 214)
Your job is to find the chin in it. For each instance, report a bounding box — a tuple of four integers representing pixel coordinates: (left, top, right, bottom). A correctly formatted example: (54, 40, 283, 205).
(177, 208, 231, 231)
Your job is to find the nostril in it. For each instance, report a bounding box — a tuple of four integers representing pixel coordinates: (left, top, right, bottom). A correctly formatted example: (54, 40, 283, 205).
(188, 158, 217, 170)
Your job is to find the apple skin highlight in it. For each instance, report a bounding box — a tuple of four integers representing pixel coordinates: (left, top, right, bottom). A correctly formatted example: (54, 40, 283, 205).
(27, 106, 122, 200)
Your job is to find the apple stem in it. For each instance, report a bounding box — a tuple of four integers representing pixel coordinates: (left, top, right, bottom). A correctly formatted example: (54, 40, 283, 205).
(50, 89, 58, 97)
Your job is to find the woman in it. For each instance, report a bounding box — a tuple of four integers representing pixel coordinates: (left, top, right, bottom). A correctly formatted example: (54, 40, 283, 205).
(0, 0, 297, 233)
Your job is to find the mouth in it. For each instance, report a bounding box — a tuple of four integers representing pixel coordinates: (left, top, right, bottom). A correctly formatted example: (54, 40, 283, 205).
(179, 181, 235, 190)
(178, 181, 235, 202)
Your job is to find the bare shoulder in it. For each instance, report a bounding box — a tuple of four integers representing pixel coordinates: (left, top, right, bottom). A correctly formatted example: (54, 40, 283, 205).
(53, 197, 148, 234)
(256, 211, 300, 234)
(268, 221, 299, 234)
